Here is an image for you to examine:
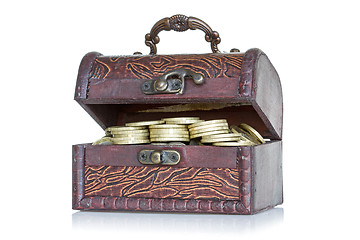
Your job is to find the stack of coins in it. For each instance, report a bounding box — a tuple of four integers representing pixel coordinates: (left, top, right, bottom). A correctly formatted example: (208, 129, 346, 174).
(106, 126, 150, 145)
(202, 132, 256, 146)
(230, 123, 265, 144)
(197, 123, 264, 146)
(188, 119, 230, 139)
(149, 124, 190, 143)
(92, 117, 266, 147)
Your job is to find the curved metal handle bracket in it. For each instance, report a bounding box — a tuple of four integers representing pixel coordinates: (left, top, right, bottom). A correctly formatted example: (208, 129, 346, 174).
(145, 14, 221, 54)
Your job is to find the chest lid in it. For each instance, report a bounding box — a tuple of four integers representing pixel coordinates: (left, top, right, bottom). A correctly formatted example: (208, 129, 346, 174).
(74, 15, 283, 140)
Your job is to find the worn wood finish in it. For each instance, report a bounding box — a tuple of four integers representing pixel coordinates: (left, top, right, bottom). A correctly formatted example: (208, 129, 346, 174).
(251, 141, 283, 212)
(85, 145, 237, 169)
(74, 49, 282, 140)
(241, 49, 283, 139)
(86, 54, 243, 101)
(72, 142, 282, 214)
(89, 54, 243, 80)
(76, 197, 251, 214)
(73, 144, 254, 214)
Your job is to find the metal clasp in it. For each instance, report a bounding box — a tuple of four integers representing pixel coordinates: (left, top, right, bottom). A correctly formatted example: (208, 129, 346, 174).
(141, 68, 204, 95)
(138, 149, 181, 165)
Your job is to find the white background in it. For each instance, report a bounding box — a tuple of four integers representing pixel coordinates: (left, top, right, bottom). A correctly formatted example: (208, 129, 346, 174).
(1, 0, 359, 239)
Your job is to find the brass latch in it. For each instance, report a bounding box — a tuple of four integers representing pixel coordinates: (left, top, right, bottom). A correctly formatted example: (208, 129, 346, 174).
(138, 149, 181, 165)
(141, 68, 204, 95)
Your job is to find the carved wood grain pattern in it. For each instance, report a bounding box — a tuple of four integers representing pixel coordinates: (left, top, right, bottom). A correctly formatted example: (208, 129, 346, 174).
(88, 54, 243, 84)
(73, 145, 252, 214)
(84, 166, 239, 200)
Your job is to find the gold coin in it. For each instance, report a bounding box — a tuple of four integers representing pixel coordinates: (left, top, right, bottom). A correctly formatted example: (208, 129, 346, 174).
(230, 126, 256, 142)
(162, 117, 200, 121)
(166, 120, 203, 125)
(202, 133, 245, 140)
(212, 140, 256, 146)
(110, 129, 149, 134)
(150, 129, 189, 134)
(151, 142, 168, 145)
(162, 117, 202, 125)
(150, 133, 189, 137)
(150, 134, 189, 138)
(190, 129, 229, 139)
(106, 126, 146, 132)
(106, 126, 147, 136)
(149, 124, 188, 129)
(112, 139, 150, 145)
(112, 133, 150, 138)
(239, 123, 265, 144)
(125, 120, 165, 127)
(92, 137, 113, 145)
(151, 137, 190, 142)
(189, 123, 229, 132)
(168, 142, 186, 145)
(201, 137, 242, 143)
(112, 135, 149, 139)
(230, 126, 260, 144)
(112, 136, 149, 141)
(189, 119, 227, 128)
(189, 126, 229, 135)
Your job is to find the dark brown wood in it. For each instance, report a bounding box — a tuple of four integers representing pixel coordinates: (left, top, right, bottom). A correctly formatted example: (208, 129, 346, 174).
(72, 142, 282, 214)
(85, 145, 237, 168)
(89, 54, 242, 80)
(75, 196, 250, 214)
(241, 49, 283, 139)
(74, 51, 102, 100)
(73, 144, 253, 214)
(88, 77, 240, 100)
(72, 145, 85, 209)
(251, 140, 283, 212)
(86, 54, 243, 101)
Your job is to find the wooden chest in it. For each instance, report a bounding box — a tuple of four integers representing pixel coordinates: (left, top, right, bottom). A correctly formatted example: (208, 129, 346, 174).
(72, 15, 283, 215)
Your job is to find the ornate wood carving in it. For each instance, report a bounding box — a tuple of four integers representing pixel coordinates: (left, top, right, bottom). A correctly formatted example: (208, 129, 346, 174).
(84, 166, 239, 200)
(86, 54, 243, 97)
(90, 54, 242, 80)
(72, 145, 254, 214)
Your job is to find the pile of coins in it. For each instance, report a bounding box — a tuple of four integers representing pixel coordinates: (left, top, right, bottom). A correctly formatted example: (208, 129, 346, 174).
(92, 125, 151, 145)
(188, 120, 265, 146)
(92, 117, 265, 146)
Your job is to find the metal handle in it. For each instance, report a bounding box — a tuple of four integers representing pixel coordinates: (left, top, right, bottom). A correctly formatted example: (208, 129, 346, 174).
(145, 14, 221, 54)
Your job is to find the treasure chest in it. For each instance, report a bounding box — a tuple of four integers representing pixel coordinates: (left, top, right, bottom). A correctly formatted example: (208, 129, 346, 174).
(72, 14, 283, 215)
